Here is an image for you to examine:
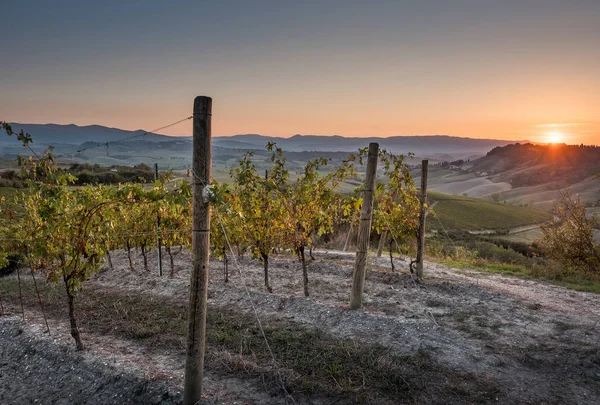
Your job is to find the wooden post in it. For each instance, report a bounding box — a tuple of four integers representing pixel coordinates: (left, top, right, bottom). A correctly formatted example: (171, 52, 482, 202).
(376, 230, 387, 257)
(416, 159, 428, 278)
(183, 96, 212, 405)
(349, 143, 379, 310)
(155, 163, 163, 277)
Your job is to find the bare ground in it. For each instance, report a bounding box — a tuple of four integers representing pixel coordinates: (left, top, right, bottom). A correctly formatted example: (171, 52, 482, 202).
(1, 248, 599, 404)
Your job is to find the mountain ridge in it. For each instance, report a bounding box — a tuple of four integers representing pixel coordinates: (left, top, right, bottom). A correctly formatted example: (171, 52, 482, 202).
(0, 122, 533, 170)
(2, 123, 529, 153)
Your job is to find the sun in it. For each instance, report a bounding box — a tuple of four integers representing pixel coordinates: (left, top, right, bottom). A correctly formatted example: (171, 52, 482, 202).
(546, 131, 564, 144)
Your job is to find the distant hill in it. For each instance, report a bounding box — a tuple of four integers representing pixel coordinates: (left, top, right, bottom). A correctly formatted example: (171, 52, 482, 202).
(473, 143, 600, 188)
(214, 133, 520, 157)
(2, 123, 173, 145)
(424, 143, 600, 211)
(1, 123, 524, 168)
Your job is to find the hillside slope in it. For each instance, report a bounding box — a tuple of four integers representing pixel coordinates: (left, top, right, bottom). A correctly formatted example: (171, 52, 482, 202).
(428, 191, 553, 231)
(424, 143, 600, 210)
(475, 143, 600, 188)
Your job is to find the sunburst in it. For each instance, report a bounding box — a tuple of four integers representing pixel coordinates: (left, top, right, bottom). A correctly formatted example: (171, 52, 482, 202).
(546, 131, 563, 144)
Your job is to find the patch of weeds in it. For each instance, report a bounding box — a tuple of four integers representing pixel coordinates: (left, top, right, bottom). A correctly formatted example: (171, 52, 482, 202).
(493, 358, 507, 368)
(473, 316, 489, 328)
(517, 343, 552, 368)
(444, 259, 527, 276)
(455, 320, 494, 341)
(441, 258, 600, 294)
(553, 320, 577, 333)
(374, 289, 395, 299)
(425, 297, 447, 308)
(451, 310, 469, 323)
(470, 329, 493, 340)
(0, 276, 503, 403)
(490, 320, 503, 331)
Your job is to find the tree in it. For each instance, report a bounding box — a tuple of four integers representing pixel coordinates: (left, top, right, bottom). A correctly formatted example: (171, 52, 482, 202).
(210, 181, 245, 282)
(538, 190, 600, 273)
(286, 157, 350, 296)
(372, 150, 420, 269)
(1, 122, 115, 349)
(159, 180, 192, 277)
(231, 143, 289, 292)
(0, 121, 177, 349)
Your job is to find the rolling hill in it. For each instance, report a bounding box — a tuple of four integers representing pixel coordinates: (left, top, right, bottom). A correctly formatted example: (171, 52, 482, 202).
(3, 123, 598, 215)
(427, 191, 553, 232)
(422, 143, 600, 210)
(1, 123, 523, 166)
(475, 143, 600, 188)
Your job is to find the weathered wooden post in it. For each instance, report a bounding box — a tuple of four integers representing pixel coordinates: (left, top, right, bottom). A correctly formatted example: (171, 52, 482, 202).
(376, 230, 387, 257)
(183, 96, 212, 405)
(349, 143, 379, 310)
(155, 163, 163, 277)
(416, 159, 428, 278)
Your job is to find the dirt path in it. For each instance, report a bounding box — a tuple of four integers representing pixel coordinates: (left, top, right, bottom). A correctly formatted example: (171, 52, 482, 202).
(1, 248, 599, 404)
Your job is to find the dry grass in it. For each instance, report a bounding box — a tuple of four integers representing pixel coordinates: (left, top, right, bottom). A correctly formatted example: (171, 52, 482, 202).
(0, 275, 501, 404)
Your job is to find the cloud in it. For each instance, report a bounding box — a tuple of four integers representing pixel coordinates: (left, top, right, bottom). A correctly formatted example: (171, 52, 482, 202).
(535, 123, 591, 128)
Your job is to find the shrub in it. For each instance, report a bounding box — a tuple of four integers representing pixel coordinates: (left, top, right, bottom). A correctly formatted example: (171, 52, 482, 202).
(537, 191, 600, 273)
(474, 242, 528, 265)
(425, 239, 445, 258)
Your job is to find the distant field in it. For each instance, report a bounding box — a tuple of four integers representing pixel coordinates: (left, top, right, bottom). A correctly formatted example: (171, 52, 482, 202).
(430, 177, 512, 198)
(486, 228, 544, 244)
(427, 173, 600, 212)
(428, 191, 553, 232)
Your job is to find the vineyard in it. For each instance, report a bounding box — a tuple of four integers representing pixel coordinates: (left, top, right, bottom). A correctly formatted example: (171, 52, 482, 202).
(0, 119, 421, 344)
(2, 120, 600, 404)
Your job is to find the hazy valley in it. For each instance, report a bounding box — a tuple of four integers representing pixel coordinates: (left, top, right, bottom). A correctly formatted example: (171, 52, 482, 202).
(2, 123, 598, 212)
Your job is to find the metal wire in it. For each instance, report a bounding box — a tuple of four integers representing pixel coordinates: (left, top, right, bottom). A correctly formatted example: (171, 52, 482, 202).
(191, 168, 295, 404)
(75, 115, 193, 154)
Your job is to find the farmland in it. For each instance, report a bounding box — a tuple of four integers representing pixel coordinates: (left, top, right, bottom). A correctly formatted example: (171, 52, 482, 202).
(428, 191, 552, 232)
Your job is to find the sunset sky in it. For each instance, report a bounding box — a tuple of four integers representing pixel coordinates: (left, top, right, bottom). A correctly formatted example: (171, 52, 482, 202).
(1, 0, 599, 145)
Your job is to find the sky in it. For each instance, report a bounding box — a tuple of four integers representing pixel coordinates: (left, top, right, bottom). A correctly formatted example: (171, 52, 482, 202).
(1, 0, 599, 145)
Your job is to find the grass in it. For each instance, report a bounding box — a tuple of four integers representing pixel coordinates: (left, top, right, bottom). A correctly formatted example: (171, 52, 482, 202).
(428, 191, 552, 231)
(442, 258, 600, 294)
(0, 275, 502, 404)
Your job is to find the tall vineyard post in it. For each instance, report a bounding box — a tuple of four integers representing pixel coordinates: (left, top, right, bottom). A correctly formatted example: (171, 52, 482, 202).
(155, 163, 163, 276)
(183, 96, 212, 405)
(350, 143, 379, 310)
(416, 159, 428, 278)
